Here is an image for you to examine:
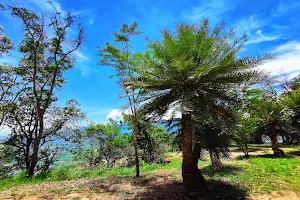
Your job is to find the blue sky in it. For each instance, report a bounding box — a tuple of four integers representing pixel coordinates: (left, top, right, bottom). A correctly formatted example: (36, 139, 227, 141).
(1, 0, 300, 127)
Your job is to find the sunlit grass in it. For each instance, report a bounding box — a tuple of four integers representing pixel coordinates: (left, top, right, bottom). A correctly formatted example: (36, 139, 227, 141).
(1, 145, 300, 195)
(201, 146, 300, 194)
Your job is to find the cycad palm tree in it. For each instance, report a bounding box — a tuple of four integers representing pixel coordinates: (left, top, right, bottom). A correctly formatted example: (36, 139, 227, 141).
(131, 19, 272, 190)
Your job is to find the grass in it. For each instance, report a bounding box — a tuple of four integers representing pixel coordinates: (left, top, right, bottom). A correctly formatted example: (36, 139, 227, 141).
(201, 157, 300, 194)
(201, 145, 300, 194)
(0, 156, 183, 191)
(1, 145, 300, 196)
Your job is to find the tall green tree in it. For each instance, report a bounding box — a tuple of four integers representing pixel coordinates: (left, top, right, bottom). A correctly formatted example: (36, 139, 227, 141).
(282, 77, 300, 143)
(283, 77, 300, 121)
(240, 87, 287, 156)
(130, 20, 271, 190)
(1, 3, 84, 176)
(98, 22, 142, 177)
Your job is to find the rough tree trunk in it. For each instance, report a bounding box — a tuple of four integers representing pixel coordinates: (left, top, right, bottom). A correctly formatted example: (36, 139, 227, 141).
(28, 118, 43, 177)
(133, 121, 140, 177)
(192, 141, 202, 165)
(269, 134, 285, 157)
(182, 112, 206, 192)
(209, 151, 223, 171)
(243, 145, 249, 157)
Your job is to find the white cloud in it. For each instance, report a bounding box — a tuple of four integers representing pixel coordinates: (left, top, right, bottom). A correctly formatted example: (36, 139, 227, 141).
(106, 109, 129, 120)
(273, 41, 300, 54)
(182, 0, 232, 23)
(259, 41, 300, 80)
(160, 104, 181, 120)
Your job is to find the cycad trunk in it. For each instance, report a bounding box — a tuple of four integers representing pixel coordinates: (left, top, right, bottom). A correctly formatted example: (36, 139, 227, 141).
(269, 134, 285, 157)
(182, 112, 206, 191)
(209, 151, 223, 171)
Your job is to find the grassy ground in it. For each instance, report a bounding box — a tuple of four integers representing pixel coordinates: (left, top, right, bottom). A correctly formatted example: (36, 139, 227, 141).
(0, 145, 300, 199)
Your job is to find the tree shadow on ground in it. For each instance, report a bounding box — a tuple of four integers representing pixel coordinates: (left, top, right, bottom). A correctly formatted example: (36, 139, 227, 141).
(200, 165, 242, 177)
(231, 147, 264, 153)
(133, 179, 248, 200)
(236, 154, 293, 160)
(287, 150, 300, 157)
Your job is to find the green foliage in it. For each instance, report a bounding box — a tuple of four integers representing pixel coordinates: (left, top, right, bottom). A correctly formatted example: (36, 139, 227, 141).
(98, 22, 143, 176)
(0, 144, 13, 178)
(0, 25, 13, 56)
(131, 20, 271, 123)
(73, 119, 133, 168)
(283, 80, 300, 131)
(232, 112, 258, 156)
(50, 167, 70, 181)
(0, 3, 85, 176)
(123, 114, 171, 164)
(240, 87, 286, 126)
(284, 89, 300, 112)
(195, 123, 230, 158)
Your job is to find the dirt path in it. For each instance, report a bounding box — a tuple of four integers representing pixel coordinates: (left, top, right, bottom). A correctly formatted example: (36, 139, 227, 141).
(1, 172, 299, 200)
(253, 191, 300, 200)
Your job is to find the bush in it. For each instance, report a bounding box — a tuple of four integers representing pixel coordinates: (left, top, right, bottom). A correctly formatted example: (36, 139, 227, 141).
(0, 144, 13, 178)
(14, 170, 28, 181)
(50, 167, 71, 181)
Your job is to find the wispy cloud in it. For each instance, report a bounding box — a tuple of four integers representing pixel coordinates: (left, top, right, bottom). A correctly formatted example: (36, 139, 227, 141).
(235, 14, 265, 35)
(89, 19, 94, 25)
(272, 1, 300, 17)
(73, 50, 98, 77)
(28, 0, 94, 25)
(29, 0, 66, 15)
(235, 14, 283, 45)
(75, 50, 89, 62)
(246, 30, 280, 44)
(182, 0, 232, 23)
(82, 106, 112, 116)
(77, 64, 99, 77)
